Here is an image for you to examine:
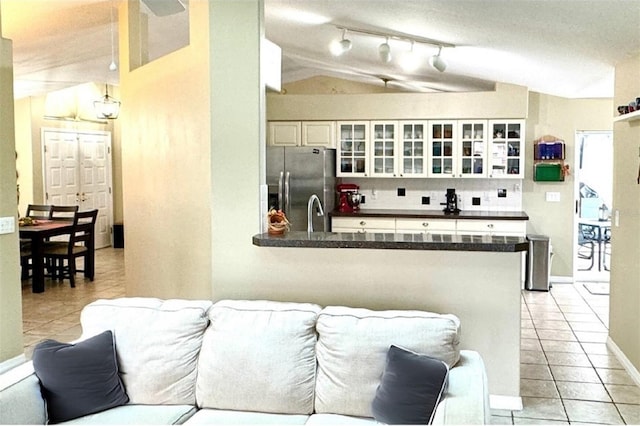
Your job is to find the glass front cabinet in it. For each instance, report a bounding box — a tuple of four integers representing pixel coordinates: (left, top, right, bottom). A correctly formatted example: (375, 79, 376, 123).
(458, 120, 487, 178)
(428, 121, 457, 178)
(488, 120, 524, 179)
(399, 121, 428, 178)
(337, 121, 369, 177)
(370, 121, 398, 177)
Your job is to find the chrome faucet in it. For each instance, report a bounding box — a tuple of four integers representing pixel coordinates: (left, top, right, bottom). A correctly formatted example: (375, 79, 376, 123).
(307, 194, 324, 233)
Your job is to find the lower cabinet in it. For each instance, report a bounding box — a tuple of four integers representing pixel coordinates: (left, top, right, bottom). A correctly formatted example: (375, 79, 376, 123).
(331, 217, 396, 233)
(455, 220, 526, 236)
(395, 218, 457, 235)
(333, 217, 526, 236)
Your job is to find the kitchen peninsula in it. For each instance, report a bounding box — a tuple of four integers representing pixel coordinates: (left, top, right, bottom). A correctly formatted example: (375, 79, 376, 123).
(252, 209, 529, 410)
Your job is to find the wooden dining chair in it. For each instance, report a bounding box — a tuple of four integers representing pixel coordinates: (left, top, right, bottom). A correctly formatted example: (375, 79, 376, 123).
(25, 204, 52, 220)
(49, 205, 79, 220)
(43, 209, 98, 288)
(20, 204, 53, 279)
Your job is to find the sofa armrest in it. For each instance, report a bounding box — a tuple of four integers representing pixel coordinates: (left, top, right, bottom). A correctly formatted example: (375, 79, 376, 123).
(432, 350, 490, 425)
(0, 361, 47, 425)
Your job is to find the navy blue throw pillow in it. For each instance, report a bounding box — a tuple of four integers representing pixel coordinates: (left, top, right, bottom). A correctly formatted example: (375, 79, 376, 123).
(371, 345, 449, 425)
(32, 330, 129, 424)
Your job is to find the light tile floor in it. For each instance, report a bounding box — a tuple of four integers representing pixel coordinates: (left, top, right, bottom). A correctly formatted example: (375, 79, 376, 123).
(492, 280, 640, 425)
(20, 248, 640, 424)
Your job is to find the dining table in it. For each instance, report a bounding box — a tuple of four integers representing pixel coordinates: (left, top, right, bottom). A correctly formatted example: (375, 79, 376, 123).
(19, 219, 95, 293)
(578, 218, 612, 271)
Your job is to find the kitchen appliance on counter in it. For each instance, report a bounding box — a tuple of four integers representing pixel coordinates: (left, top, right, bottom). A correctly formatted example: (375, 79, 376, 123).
(443, 188, 460, 214)
(267, 147, 336, 232)
(337, 183, 362, 213)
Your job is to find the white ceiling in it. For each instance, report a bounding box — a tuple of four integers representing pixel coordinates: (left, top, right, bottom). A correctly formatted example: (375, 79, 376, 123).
(1, 0, 639, 100)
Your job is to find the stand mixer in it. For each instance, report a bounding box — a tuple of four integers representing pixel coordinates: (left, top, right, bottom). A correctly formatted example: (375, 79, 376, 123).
(337, 183, 362, 212)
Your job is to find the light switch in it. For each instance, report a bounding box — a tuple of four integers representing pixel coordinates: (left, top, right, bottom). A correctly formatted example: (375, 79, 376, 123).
(545, 192, 561, 202)
(0, 217, 15, 234)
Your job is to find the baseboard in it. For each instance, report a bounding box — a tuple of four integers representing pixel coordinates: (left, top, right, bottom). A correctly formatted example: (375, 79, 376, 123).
(550, 275, 573, 284)
(490, 394, 523, 411)
(0, 354, 26, 375)
(607, 337, 640, 387)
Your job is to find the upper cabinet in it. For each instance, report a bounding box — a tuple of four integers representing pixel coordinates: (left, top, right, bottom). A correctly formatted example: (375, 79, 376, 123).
(270, 119, 525, 180)
(337, 121, 369, 177)
(399, 121, 428, 178)
(488, 120, 524, 179)
(428, 121, 457, 178)
(370, 121, 398, 177)
(268, 121, 336, 148)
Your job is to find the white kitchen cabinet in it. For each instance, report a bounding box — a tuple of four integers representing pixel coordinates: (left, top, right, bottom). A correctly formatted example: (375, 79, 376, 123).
(337, 121, 369, 177)
(332, 217, 396, 233)
(455, 219, 526, 236)
(269, 121, 336, 148)
(428, 121, 457, 178)
(399, 121, 428, 178)
(458, 120, 487, 178)
(395, 218, 457, 235)
(488, 120, 524, 179)
(301, 121, 336, 148)
(268, 121, 301, 146)
(370, 121, 399, 177)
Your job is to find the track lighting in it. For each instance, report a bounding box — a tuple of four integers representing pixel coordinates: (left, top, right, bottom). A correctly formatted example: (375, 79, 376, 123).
(330, 29, 352, 56)
(378, 37, 391, 63)
(429, 46, 447, 72)
(329, 25, 453, 72)
(400, 41, 421, 72)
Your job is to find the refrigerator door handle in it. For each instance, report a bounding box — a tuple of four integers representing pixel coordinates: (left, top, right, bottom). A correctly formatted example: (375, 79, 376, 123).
(278, 171, 284, 211)
(284, 171, 291, 214)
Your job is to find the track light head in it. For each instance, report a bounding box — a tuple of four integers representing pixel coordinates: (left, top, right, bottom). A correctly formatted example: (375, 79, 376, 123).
(330, 29, 352, 56)
(429, 46, 447, 72)
(378, 38, 391, 63)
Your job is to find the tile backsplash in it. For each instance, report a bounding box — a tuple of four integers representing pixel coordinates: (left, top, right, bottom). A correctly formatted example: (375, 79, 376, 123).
(345, 178, 523, 212)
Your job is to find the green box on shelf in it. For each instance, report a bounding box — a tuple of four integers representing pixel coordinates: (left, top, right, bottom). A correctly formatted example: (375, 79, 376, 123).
(534, 163, 564, 182)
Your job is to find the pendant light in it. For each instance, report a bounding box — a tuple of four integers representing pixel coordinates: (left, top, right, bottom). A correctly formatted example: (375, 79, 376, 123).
(95, 2, 120, 119)
(94, 84, 121, 119)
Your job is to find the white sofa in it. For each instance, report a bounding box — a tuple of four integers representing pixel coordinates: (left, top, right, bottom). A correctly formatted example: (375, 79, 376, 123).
(0, 298, 490, 425)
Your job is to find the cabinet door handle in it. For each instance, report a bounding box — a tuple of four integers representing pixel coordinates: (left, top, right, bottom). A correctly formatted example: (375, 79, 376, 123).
(360, 221, 366, 226)
(487, 224, 494, 229)
(422, 222, 429, 227)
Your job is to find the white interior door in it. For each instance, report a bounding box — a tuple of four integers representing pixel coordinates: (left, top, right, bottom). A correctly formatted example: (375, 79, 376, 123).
(78, 132, 113, 249)
(43, 131, 80, 205)
(43, 129, 114, 248)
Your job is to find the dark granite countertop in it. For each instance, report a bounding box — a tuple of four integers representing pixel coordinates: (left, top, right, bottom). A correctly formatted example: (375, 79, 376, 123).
(329, 209, 529, 220)
(253, 231, 529, 252)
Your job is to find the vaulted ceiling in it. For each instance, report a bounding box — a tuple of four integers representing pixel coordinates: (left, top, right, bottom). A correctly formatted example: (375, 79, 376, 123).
(1, 0, 639, 99)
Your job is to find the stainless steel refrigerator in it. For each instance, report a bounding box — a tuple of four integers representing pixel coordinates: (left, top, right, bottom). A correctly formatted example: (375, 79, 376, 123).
(266, 147, 336, 232)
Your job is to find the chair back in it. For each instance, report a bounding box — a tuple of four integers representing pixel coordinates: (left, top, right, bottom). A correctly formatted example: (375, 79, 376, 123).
(26, 204, 52, 220)
(71, 210, 99, 248)
(50, 205, 79, 220)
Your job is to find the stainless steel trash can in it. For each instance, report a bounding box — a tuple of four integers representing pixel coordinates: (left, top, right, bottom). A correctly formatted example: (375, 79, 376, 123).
(526, 234, 551, 291)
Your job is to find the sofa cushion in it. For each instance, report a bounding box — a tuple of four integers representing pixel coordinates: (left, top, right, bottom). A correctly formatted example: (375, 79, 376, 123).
(314, 306, 460, 418)
(80, 298, 212, 405)
(196, 300, 322, 414)
(185, 409, 309, 425)
(371, 345, 449, 425)
(32, 330, 129, 424)
(305, 414, 377, 425)
(62, 404, 197, 425)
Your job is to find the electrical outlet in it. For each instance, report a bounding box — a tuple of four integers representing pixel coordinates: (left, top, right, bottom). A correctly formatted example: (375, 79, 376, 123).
(497, 189, 507, 198)
(421, 196, 430, 205)
(472, 197, 481, 206)
(397, 188, 406, 197)
(0, 217, 15, 234)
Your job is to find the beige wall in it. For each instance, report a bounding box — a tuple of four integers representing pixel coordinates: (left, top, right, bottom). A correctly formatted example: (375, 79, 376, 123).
(609, 52, 640, 370)
(0, 32, 23, 363)
(120, 0, 212, 299)
(524, 93, 613, 276)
